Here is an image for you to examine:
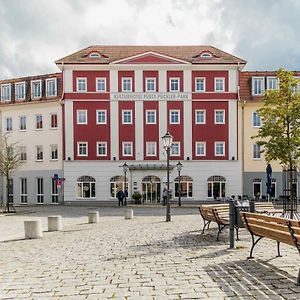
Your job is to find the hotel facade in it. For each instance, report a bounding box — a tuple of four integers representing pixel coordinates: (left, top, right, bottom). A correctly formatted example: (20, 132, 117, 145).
(0, 45, 296, 205)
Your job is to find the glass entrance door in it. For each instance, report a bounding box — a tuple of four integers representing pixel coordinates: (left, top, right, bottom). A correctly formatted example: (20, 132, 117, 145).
(142, 176, 161, 203)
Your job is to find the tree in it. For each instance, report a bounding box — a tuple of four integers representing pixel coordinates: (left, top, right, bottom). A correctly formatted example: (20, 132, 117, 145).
(254, 68, 300, 216)
(0, 134, 21, 213)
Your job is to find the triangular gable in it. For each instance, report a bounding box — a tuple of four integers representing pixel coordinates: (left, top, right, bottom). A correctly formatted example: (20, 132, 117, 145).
(112, 51, 190, 64)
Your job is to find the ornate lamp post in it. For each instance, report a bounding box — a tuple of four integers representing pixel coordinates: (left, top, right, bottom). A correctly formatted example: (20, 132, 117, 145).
(177, 161, 183, 207)
(162, 130, 173, 222)
(122, 162, 129, 206)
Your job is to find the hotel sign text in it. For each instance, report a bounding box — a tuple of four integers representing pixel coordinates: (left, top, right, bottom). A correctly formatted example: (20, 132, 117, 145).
(111, 92, 190, 101)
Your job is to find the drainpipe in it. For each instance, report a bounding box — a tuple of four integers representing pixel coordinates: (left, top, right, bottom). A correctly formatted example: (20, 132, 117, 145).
(60, 62, 65, 205)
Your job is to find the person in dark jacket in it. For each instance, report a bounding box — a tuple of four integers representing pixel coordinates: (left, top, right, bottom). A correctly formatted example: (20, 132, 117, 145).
(117, 189, 125, 206)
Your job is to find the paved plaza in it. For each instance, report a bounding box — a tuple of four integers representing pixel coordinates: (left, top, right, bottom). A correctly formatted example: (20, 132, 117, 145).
(1, 206, 300, 299)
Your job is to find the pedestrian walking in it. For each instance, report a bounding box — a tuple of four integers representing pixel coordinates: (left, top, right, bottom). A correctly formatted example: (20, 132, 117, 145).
(162, 188, 168, 206)
(117, 189, 125, 206)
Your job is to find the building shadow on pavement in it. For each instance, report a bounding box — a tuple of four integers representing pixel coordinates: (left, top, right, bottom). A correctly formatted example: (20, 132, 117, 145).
(203, 259, 300, 297)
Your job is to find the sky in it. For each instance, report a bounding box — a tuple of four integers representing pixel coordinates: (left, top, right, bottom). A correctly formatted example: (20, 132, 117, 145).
(1, 0, 300, 79)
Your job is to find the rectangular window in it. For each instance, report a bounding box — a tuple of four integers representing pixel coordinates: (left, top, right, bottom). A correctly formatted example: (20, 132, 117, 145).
(1, 84, 11, 101)
(50, 144, 58, 160)
(215, 78, 225, 92)
(195, 78, 205, 92)
(169, 78, 180, 92)
(196, 142, 206, 156)
(78, 142, 88, 156)
(122, 78, 132, 92)
(77, 110, 87, 124)
(5, 117, 12, 132)
(97, 142, 107, 156)
(146, 110, 156, 124)
(19, 116, 26, 131)
(195, 110, 206, 124)
(253, 143, 261, 159)
(20, 178, 27, 204)
(15, 82, 26, 100)
(171, 142, 180, 156)
(36, 145, 43, 161)
(46, 78, 57, 97)
(267, 77, 278, 90)
(122, 142, 133, 156)
(8, 178, 13, 204)
(253, 111, 261, 127)
(170, 110, 180, 124)
(215, 110, 225, 124)
(36, 177, 44, 204)
(215, 142, 225, 156)
(51, 178, 59, 204)
(252, 77, 265, 96)
(146, 142, 156, 156)
(36, 115, 43, 129)
(122, 110, 132, 124)
(20, 146, 27, 162)
(77, 78, 87, 92)
(146, 78, 156, 92)
(96, 78, 106, 92)
(96, 110, 107, 124)
(31, 80, 42, 99)
(50, 113, 58, 129)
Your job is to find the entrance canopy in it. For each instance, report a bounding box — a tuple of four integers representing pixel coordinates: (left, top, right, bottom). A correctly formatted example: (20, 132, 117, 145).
(126, 163, 175, 170)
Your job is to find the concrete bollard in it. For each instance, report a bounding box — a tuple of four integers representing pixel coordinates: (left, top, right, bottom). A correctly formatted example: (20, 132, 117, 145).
(48, 215, 63, 231)
(88, 211, 99, 223)
(24, 220, 43, 239)
(125, 209, 134, 220)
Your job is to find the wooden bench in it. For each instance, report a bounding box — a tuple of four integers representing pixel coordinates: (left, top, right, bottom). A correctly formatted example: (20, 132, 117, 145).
(242, 212, 300, 284)
(199, 204, 232, 241)
(255, 202, 282, 216)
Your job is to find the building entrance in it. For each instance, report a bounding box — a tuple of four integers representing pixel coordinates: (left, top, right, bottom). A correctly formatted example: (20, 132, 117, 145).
(142, 175, 161, 203)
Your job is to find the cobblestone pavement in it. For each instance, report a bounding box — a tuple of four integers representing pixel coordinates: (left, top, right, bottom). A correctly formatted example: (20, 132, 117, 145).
(1, 206, 300, 299)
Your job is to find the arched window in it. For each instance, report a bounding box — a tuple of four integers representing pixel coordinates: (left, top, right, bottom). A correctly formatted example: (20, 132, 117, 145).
(174, 176, 193, 198)
(200, 52, 213, 58)
(207, 176, 226, 198)
(110, 176, 127, 198)
(89, 52, 101, 58)
(77, 176, 96, 199)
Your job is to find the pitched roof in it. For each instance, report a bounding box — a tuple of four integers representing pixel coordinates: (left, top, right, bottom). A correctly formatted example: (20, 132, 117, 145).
(55, 45, 246, 65)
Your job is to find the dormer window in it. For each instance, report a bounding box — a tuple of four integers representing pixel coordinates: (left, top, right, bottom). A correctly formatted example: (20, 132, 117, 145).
(31, 80, 42, 99)
(1, 84, 11, 102)
(89, 52, 101, 58)
(200, 52, 213, 58)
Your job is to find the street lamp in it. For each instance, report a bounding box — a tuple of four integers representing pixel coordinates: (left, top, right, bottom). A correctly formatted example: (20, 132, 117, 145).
(162, 130, 173, 222)
(122, 162, 129, 206)
(177, 161, 183, 207)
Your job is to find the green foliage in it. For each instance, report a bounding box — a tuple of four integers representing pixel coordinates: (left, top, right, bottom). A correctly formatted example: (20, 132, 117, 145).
(253, 68, 300, 168)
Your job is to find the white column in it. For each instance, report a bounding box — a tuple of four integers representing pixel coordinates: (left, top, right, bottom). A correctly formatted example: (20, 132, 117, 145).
(159, 70, 167, 92)
(64, 101, 74, 160)
(184, 100, 192, 160)
(110, 70, 118, 92)
(159, 101, 167, 160)
(110, 101, 119, 160)
(135, 101, 143, 160)
(135, 70, 143, 92)
(64, 69, 73, 93)
(228, 69, 237, 92)
(228, 100, 237, 160)
(183, 69, 191, 92)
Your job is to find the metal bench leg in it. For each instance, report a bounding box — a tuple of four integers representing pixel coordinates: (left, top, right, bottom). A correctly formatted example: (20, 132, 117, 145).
(276, 241, 282, 257)
(216, 224, 226, 241)
(201, 220, 211, 235)
(235, 227, 239, 241)
(248, 235, 263, 259)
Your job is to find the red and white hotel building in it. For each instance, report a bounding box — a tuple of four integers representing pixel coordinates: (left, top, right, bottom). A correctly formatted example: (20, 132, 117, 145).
(54, 45, 246, 204)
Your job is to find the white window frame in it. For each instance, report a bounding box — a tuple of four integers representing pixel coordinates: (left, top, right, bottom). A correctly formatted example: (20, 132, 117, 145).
(19, 116, 27, 131)
(171, 142, 180, 156)
(215, 110, 225, 124)
(31, 80, 42, 99)
(169, 110, 180, 124)
(50, 144, 58, 161)
(96, 77, 107, 92)
(96, 110, 107, 124)
(77, 142, 88, 157)
(214, 77, 225, 92)
(36, 177, 44, 204)
(252, 111, 261, 128)
(35, 145, 44, 161)
(169, 77, 180, 92)
(1, 84, 11, 102)
(15, 82, 26, 100)
(267, 77, 278, 90)
(253, 143, 261, 160)
(146, 110, 156, 124)
(122, 110, 132, 124)
(20, 146, 27, 162)
(35, 114, 43, 130)
(46, 78, 57, 97)
(50, 113, 58, 129)
(77, 110, 87, 125)
(96, 142, 107, 157)
(122, 77, 132, 92)
(146, 142, 157, 156)
(195, 77, 206, 92)
(20, 178, 28, 204)
(5, 117, 12, 132)
(195, 142, 206, 157)
(215, 142, 225, 156)
(122, 142, 133, 156)
(195, 110, 206, 124)
(252, 77, 265, 96)
(51, 178, 59, 204)
(76, 77, 87, 92)
(146, 77, 156, 92)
